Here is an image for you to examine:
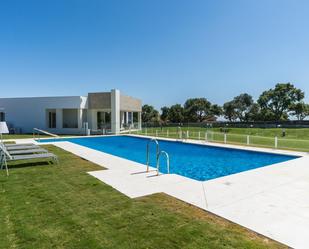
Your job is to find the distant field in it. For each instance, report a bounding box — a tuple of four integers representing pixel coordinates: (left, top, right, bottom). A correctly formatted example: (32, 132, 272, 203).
(132, 127, 309, 152)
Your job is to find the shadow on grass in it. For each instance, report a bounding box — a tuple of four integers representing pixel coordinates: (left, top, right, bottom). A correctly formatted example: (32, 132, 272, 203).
(7, 160, 55, 169)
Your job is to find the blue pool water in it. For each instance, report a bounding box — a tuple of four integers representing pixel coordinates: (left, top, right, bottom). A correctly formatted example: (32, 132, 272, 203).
(41, 136, 298, 181)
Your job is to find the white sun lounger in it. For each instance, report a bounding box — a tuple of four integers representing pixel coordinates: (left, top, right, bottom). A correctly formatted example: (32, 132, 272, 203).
(6, 145, 41, 151)
(9, 148, 48, 155)
(1, 142, 41, 151)
(5, 143, 35, 147)
(0, 145, 58, 176)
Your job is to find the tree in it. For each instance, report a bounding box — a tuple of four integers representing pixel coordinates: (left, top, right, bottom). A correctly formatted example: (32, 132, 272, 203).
(233, 93, 254, 121)
(223, 101, 237, 121)
(223, 93, 254, 122)
(257, 83, 304, 121)
(160, 106, 170, 122)
(290, 102, 309, 120)
(142, 104, 159, 123)
(183, 98, 212, 122)
(210, 104, 223, 118)
(246, 103, 261, 121)
(168, 104, 185, 123)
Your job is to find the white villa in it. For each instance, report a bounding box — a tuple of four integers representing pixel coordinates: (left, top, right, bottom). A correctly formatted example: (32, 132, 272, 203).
(0, 89, 142, 135)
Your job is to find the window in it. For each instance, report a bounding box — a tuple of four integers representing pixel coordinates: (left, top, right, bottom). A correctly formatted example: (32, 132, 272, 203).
(97, 112, 111, 129)
(97, 112, 104, 129)
(105, 112, 111, 123)
(133, 112, 138, 123)
(63, 109, 78, 128)
(47, 110, 56, 128)
(0, 112, 5, 121)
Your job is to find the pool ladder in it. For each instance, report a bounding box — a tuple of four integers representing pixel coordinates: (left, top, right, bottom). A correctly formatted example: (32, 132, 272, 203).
(146, 138, 170, 175)
(156, 151, 170, 175)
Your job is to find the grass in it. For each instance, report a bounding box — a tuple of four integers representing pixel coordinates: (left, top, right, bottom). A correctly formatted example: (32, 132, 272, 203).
(0, 145, 285, 249)
(133, 127, 309, 152)
(2, 134, 82, 140)
(2, 134, 49, 139)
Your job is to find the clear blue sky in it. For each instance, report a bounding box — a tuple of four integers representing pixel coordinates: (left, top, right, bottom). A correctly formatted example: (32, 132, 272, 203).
(1, 0, 309, 109)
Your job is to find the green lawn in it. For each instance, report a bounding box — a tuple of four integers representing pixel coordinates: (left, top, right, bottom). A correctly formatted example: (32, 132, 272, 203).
(2, 134, 46, 139)
(2, 134, 79, 140)
(0, 145, 285, 249)
(133, 127, 309, 152)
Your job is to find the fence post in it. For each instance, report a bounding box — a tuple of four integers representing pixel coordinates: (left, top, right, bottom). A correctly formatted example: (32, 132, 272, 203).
(275, 136, 278, 149)
(247, 135, 250, 145)
(186, 130, 189, 139)
(224, 134, 227, 144)
(179, 131, 182, 139)
(205, 132, 208, 142)
(198, 131, 201, 140)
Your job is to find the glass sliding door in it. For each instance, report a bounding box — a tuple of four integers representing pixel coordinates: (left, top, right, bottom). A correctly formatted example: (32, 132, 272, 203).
(97, 111, 111, 130)
(47, 110, 56, 128)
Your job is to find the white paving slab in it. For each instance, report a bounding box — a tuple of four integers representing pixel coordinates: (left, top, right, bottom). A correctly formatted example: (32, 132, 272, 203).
(10, 136, 309, 248)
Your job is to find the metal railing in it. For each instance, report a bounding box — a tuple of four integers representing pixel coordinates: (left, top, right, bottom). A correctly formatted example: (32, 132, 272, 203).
(33, 128, 60, 141)
(133, 128, 309, 152)
(146, 138, 160, 172)
(156, 151, 170, 176)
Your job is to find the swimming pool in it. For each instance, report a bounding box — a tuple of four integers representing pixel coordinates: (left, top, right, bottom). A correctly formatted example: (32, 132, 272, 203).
(41, 136, 298, 181)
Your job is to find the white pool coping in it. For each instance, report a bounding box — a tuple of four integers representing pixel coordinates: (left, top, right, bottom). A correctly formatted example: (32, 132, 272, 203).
(11, 135, 309, 248)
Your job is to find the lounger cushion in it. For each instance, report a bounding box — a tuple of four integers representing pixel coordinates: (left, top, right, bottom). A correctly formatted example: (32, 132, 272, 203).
(9, 149, 48, 155)
(11, 153, 56, 161)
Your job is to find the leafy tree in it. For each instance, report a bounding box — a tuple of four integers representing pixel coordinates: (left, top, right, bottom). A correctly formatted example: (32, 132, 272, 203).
(246, 103, 261, 121)
(233, 93, 254, 121)
(183, 98, 212, 122)
(223, 101, 237, 121)
(142, 104, 159, 123)
(223, 93, 254, 122)
(210, 104, 223, 118)
(257, 83, 304, 121)
(160, 106, 170, 122)
(168, 104, 185, 123)
(290, 102, 309, 120)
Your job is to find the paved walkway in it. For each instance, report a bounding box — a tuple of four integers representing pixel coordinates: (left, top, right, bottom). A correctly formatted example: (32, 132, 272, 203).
(15, 137, 309, 248)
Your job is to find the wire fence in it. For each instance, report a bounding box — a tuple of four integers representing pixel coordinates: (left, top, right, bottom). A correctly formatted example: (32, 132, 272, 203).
(129, 127, 309, 152)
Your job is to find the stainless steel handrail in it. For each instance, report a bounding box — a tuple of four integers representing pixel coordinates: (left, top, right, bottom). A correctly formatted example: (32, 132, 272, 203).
(33, 128, 59, 141)
(146, 138, 159, 172)
(156, 151, 170, 176)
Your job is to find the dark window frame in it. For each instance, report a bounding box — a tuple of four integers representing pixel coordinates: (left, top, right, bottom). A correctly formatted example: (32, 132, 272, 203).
(48, 111, 56, 129)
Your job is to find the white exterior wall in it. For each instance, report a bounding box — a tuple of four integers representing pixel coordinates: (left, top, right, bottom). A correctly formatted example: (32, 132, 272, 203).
(0, 96, 87, 134)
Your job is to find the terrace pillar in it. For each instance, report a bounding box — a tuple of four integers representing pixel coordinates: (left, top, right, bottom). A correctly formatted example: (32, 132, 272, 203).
(126, 112, 129, 125)
(138, 112, 142, 130)
(77, 109, 83, 130)
(131, 112, 134, 126)
(121, 111, 125, 128)
(111, 89, 120, 134)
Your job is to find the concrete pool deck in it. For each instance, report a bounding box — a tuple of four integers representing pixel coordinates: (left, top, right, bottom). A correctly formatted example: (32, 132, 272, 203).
(13, 136, 309, 248)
